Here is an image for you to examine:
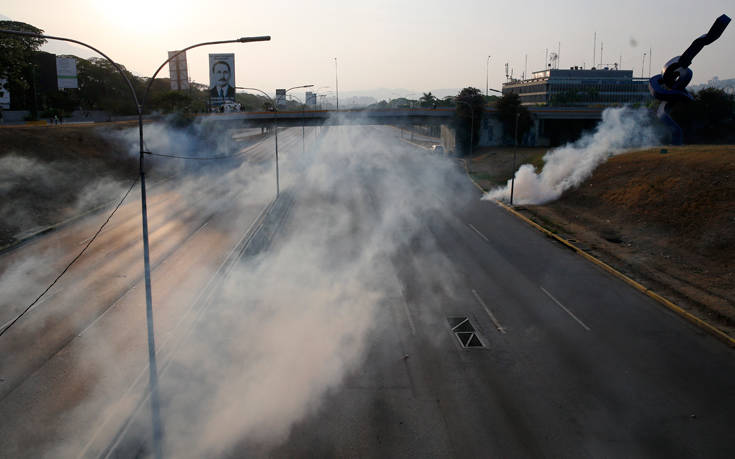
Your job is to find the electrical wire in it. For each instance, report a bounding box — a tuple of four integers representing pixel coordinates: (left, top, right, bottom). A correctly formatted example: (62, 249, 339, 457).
(144, 151, 243, 160)
(0, 177, 139, 338)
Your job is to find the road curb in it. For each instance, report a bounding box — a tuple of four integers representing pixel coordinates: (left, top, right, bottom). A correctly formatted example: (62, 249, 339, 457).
(461, 159, 734, 347)
(498, 201, 735, 348)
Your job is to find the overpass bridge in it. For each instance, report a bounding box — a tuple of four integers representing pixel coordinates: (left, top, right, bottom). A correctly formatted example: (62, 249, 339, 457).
(198, 106, 605, 129)
(199, 106, 606, 150)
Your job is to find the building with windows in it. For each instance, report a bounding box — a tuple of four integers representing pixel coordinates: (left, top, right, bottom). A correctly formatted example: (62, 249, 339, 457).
(502, 67, 652, 106)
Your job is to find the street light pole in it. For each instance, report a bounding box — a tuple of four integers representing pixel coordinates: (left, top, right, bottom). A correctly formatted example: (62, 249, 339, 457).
(286, 94, 306, 154)
(241, 85, 312, 196)
(455, 100, 475, 156)
(0, 29, 270, 459)
(486, 55, 491, 98)
(334, 57, 339, 110)
(237, 86, 279, 194)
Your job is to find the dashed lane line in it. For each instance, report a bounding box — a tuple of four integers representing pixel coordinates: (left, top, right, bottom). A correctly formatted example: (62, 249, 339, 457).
(471, 289, 506, 334)
(540, 286, 591, 331)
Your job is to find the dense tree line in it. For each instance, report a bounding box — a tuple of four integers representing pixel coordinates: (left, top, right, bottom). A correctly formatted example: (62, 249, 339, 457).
(668, 88, 735, 143)
(0, 20, 269, 118)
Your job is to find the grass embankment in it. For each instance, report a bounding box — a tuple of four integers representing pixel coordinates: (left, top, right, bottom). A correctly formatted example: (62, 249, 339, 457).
(467, 145, 735, 337)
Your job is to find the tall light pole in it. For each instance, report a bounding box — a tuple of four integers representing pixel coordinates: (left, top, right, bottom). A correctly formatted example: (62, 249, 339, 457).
(238, 86, 279, 195)
(286, 93, 307, 154)
(455, 100, 475, 156)
(334, 57, 339, 110)
(241, 85, 312, 196)
(0, 28, 270, 459)
(486, 55, 492, 98)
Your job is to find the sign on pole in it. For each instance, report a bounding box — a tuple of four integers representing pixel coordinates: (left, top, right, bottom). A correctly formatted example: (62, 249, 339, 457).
(208, 53, 235, 106)
(168, 51, 189, 91)
(56, 57, 78, 89)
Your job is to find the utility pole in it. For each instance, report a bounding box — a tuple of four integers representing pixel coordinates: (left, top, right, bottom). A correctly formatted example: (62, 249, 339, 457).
(648, 47, 652, 77)
(593, 32, 596, 69)
(486, 55, 491, 97)
(510, 111, 520, 205)
(334, 57, 339, 110)
(642, 52, 647, 78)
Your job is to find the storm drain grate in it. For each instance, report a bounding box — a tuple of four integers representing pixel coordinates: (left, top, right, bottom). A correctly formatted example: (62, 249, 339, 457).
(447, 317, 484, 348)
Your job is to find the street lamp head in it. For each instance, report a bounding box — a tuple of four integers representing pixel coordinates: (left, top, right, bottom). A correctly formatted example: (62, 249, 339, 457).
(285, 84, 315, 93)
(237, 35, 271, 43)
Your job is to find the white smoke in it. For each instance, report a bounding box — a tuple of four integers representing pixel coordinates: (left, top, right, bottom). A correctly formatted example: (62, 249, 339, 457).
(483, 107, 660, 205)
(4, 120, 468, 458)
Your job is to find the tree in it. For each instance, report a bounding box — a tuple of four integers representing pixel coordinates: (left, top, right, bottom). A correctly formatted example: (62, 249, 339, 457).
(455, 87, 484, 154)
(76, 57, 139, 114)
(0, 21, 46, 92)
(496, 92, 532, 144)
(419, 91, 438, 108)
(669, 87, 735, 142)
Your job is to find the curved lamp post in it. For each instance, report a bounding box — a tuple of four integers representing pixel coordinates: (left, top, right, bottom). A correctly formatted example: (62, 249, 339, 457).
(0, 28, 270, 459)
(237, 86, 279, 194)
(237, 84, 311, 195)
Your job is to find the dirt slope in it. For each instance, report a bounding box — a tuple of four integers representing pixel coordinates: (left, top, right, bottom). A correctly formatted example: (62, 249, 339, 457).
(0, 125, 137, 248)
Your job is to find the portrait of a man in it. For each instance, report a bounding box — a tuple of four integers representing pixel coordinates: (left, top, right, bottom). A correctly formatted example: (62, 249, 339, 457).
(208, 54, 236, 102)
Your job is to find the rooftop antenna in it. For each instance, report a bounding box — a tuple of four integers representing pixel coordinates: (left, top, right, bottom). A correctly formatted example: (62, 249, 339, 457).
(558, 41, 561, 68)
(505, 62, 509, 81)
(593, 32, 596, 68)
(642, 52, 646, 77)
(545, 48, 548, 70)
(524, 54, 528, 79)
(648, 47, 652, 77)
(600, 41, 604, 67)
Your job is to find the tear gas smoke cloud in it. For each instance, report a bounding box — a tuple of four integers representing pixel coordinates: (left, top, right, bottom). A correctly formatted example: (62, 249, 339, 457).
(29, 117, 471, 457)
(0, 153, 129, 240)
(155, 122, 472, 457)
(483, 107, 661, 205)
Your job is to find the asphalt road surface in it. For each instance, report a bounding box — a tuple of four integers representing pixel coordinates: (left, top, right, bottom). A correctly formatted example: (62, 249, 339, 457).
(1, 125, 733, 458)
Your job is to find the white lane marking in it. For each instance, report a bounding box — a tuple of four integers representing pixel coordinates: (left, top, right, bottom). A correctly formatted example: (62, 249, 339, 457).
(467, 223, 489, 242)
(401, 300, 417, 335)
(472, 289, 506, 334)
(540, 286, 591, 331)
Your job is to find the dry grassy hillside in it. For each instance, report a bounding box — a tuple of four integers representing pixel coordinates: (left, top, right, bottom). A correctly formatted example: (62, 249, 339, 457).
(519, 146, 734, 334)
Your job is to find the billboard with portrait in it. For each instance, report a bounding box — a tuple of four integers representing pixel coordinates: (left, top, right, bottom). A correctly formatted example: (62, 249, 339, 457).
(209, 53, 235, 105)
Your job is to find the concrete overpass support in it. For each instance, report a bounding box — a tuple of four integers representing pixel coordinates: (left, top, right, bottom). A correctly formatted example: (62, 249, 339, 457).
(477, 115, 503, 147)
(440, 124, 457, 154)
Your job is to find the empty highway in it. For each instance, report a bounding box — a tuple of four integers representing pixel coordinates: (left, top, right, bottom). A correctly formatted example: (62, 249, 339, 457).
(1, 125, 733, 458)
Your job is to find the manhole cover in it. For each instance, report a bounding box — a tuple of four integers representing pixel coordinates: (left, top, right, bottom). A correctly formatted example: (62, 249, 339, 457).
(447, 317, 484, 348)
